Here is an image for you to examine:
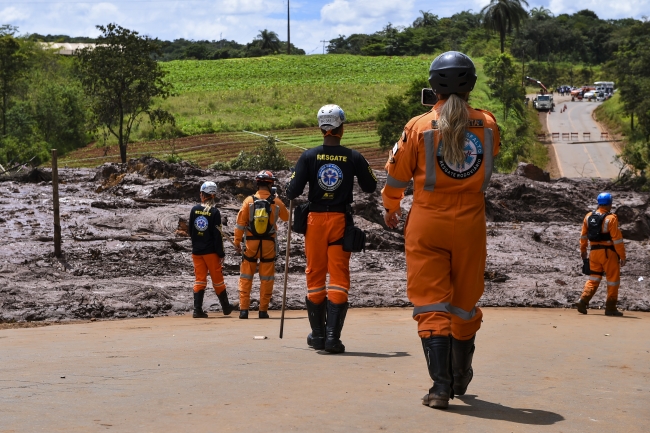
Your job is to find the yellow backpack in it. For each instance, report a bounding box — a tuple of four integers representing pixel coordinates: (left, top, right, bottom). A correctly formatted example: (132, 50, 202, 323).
(248, 195, 277, 238)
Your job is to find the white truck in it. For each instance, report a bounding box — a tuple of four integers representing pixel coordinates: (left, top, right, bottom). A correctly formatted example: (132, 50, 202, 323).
(533, 94, 554, 111)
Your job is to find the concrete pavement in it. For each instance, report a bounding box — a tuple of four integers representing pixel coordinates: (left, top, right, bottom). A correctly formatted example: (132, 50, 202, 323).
(546, 98, 620, 179)
(1, 308, 649, 432)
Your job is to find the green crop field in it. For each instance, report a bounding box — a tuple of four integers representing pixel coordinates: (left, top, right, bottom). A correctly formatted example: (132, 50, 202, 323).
(134, 54, 438, 138)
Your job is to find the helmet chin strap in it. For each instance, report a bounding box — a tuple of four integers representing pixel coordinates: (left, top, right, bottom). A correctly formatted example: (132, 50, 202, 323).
(323, 129, 343, 139)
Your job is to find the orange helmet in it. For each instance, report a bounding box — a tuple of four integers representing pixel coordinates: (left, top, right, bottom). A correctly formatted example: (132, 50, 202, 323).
(255, 170, 276, 185)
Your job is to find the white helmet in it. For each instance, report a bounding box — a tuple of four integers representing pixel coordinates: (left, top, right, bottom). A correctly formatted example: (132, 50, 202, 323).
(317, 104, 346, 131)
(200, 181, 217, 195)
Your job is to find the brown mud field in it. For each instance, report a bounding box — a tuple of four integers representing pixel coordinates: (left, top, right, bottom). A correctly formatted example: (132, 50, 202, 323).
(1, 157, 649, 323)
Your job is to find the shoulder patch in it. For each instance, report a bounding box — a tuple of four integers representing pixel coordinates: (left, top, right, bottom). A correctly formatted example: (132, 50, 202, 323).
(401, 131, 407, 143)
(431, 120, 439, 129)
(468, 119, 484, 127)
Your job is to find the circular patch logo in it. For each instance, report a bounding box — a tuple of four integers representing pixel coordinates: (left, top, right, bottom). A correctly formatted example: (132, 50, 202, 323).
(437, 131, 484, 179)
(194, 216, 209, 232)
(317, 163, 343, 191)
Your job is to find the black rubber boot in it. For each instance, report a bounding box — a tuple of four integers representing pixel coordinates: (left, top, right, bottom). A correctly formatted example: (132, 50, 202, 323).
(324, 300, 348, 354)
(259, 311, 270, 319)
(451, 336, 475, 396)
(217, 290, 234, 316)
(239, 310, 249, 319)
(421, 336, 453, 409)
(306, 297, 327, 350)
(192, 290, 208, 318)
(605, 300, 623, 316)
(576, 298, 589, 315)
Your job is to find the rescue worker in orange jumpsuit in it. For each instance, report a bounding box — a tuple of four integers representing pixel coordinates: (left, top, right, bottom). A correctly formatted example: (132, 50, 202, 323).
(578, 192, 627, 316)
(189, 181, 234, 318)
(382, 52, 500, 409)
(234, 171, 289, 319)
(286, 104, 377, 353)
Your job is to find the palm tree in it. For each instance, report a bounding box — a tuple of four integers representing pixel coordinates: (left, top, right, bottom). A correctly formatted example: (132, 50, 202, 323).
(529, 6, 553, 20)
(256, 29, 281, 52)
(481, 0, 530, 53)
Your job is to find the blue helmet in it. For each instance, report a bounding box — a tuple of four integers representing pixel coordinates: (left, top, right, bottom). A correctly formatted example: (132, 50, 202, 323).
(597, 192, 612, 206)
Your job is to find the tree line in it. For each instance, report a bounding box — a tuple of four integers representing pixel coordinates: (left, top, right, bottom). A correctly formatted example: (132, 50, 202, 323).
(28, 29, 305, 61)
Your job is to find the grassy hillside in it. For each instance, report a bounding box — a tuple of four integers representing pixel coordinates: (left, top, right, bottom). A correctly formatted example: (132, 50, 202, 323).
(134, 55, 434, 138)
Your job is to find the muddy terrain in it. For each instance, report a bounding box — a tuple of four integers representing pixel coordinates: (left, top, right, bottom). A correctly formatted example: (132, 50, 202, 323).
(1, 157, 649, 323)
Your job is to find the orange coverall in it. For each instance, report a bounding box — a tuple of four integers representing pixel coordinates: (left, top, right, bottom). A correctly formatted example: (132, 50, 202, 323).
(580, 208, 626, 305)
(192, 254, 226, 295)
(234, 190, 289, 311)
(305, 212, 350, 305)
(382, 101, 500, 340)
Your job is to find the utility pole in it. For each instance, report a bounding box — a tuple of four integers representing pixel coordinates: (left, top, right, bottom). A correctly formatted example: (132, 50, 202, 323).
(320, 40, 327, 55)
(287, 0, 290, 55)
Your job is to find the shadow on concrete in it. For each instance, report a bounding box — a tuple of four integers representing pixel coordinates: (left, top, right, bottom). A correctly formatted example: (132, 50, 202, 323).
(318, 351, 411, 358)
(452, 395, 564, 425)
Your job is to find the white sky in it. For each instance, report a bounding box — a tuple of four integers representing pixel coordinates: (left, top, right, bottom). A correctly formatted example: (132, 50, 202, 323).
(2, 0, 647, 53)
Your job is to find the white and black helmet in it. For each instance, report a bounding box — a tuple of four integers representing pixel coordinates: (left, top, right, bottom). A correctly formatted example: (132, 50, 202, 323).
(200, 181, 217, 195)
(317, 104, 346, 131)
(429, 51, 477, 95)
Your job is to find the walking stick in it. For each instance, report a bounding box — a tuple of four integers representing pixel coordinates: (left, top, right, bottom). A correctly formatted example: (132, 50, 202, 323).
(279, 200, 294, 339)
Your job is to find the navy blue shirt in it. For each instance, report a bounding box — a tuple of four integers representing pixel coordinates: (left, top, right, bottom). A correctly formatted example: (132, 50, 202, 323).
(189, 204, 225, 257)
(286, 145, 377, 205)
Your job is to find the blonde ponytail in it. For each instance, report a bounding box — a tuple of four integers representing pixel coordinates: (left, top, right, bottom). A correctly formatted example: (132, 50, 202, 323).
(202, 195, 217, 212)
(437, 93, 469, 167)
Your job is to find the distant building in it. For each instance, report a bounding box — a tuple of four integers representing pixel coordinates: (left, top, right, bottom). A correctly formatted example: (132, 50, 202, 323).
(38, 42, 96, 55)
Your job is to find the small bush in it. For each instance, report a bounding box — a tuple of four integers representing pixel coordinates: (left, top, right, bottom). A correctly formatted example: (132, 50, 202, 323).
(210, 134, 291, 171)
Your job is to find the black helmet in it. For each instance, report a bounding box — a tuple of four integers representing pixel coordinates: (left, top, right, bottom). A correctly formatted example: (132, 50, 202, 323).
(428, 51, 477, 95)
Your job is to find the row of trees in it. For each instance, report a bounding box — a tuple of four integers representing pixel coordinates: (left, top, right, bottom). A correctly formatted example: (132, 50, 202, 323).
(29, 30, 305, 61)
(608, 21, 650, 180)
(1, 24, 176, 166)
(327, 6, 641, 65)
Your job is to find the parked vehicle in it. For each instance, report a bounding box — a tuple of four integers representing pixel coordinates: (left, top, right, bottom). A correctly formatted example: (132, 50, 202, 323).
(533, 94, 554, 111)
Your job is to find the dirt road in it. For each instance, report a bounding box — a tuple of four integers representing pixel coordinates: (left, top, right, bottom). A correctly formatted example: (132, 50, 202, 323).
(1, 308, 649, 432)
(545, 97, 620, 178)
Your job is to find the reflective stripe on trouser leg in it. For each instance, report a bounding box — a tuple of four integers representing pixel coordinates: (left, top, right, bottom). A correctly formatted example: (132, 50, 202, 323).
(327, 285, 349, 304)
(238, 259, 257, 311)
(412, 303, 476, 321)
(259, 260, 275, 311)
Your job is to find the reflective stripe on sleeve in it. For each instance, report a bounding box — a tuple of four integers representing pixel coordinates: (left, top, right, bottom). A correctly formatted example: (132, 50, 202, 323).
(603, 218, 610, 232)
(386, 174, 410, 188)
(240, 273, 254, 280)
(613, 238, 624, 244)
(235, 224, 246, 231)
(580, 236, 588, 240)
(423, 129, 437, 192)
(259, 275, 275, 281)
(308, 286, 326, 294)
(413, 303, 476, 321)
(607, 281, 620, 286)
(481, 128, 494, 192)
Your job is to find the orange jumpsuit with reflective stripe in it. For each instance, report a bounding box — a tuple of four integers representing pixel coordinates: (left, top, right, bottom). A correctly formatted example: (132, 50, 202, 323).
(382, 101, 500, 340)
(234, 190, 289, 311)
(192, 254, 226, 294)
(579, 207, 626, 305)
(305, 212, 350, 305)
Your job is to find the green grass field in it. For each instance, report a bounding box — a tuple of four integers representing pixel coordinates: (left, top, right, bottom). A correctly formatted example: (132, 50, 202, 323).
(138, 55, 436, 137)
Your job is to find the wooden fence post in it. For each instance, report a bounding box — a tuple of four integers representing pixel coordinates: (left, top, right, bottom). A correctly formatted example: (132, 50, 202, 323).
(52, 149, 61, 258)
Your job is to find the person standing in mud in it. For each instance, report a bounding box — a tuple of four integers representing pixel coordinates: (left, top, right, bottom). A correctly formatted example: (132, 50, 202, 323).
(577, 193, 627, 316)
(286, 104, 377, 354)
(233, 171, 289, 319)
(382, 52, 500, 409)
(189, 181, 234, 318)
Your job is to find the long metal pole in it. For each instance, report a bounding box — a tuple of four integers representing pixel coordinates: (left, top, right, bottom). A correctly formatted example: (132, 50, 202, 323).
(51, 149, 61, 258)
(279, 200, 294, 339)
(287, 0, 290, 55)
